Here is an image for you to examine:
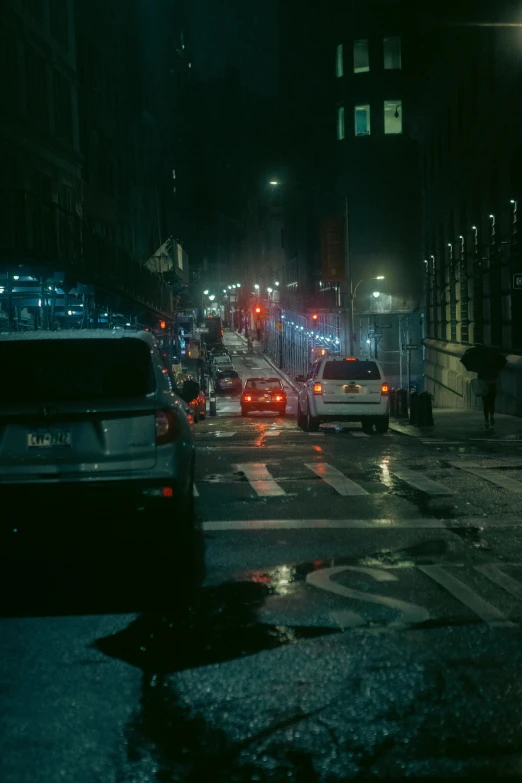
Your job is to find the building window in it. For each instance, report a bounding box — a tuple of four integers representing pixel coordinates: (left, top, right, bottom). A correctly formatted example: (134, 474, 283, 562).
(354, 104, 370, 136)
(53, 70, 73, 143)
(383, 36, 401, 70)
(337, 106, 345, 140)
(336, 44, 343, 78)
(384, 100, 402, 134)
(49, 0, 69, 50)
(353, 39, 369, 74)
(25, 46, 48, 127)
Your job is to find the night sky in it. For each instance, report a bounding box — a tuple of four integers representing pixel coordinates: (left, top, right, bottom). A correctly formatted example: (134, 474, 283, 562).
(186, 0, 278, 93)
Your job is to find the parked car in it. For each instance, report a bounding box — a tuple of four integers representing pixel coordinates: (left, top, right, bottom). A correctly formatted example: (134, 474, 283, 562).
(240, 377, 287, 416)
(180, 375, 206, 422)
(296, 356, 389, 433)
(0, 330, 205, 604)
(210, 345, 230, 357)
(215, 369, 242, 395)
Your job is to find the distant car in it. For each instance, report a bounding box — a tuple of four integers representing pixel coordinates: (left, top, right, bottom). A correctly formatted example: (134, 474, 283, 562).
(210, 345, 230, 357)
(0, 330, 205, 603)
(296, 356, 389, 433)
(215, 369, 242, 395)
(210, 354, 235, 375)
(241, 377, 287, 417)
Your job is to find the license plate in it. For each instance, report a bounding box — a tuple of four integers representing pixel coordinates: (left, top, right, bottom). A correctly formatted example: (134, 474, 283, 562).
(345, 386, 359, 394)
(260, 396, 270, 402)
(28, 431, 71, 448)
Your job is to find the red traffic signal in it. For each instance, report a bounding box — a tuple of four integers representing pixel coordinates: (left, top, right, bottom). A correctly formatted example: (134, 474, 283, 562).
(255, 306, 262, 314)
(160, 320, 166, 329)
(312, 313, 318, 321)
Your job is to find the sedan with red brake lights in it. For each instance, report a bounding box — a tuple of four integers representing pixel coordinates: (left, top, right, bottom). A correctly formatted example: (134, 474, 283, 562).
(241, 377, 287, 417)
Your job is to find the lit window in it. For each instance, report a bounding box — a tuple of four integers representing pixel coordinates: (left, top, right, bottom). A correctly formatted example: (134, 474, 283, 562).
(337, 106, 345, 140)
(354, 104, 370, 136)
(384, 100, 402, 134)
(353, 39, 369, 73)
(336, 44, 343, 78)
(383, 37, 401, 69)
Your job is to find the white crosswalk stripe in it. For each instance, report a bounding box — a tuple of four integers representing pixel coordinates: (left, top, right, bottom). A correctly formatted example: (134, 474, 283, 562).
(265, 430, 281, 437)
(236, 463, 286, 497)
(215, 431, 235, 438)
(350, 431, 370, 438)
(305, 462, 369, 496)
(449, 461, 522, 492)
(390, 468, 455, 495)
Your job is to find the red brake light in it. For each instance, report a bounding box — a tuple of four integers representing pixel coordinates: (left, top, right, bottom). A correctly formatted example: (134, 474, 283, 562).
(381, 383, 389, 395)
(162, 487, 173, 497)
(345, 357, 356, 361)
(155, 410, 178, 444)
(313, 383, 323, 395)
(243, 395, 252, 402)
(275, 395, 284, 401)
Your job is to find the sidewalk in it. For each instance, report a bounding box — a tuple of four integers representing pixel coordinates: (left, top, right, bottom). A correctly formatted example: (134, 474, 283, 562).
(390, 408, 522, 440)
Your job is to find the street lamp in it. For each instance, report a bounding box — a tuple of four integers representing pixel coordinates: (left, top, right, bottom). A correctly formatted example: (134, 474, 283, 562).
(223, 289, 227, 293)
(254, 284, 260, 291)
(203, 289, 209, 295)
(350, 276, 385, 354)
(274, 281, 280, 286)
(236, 283, 241, 287)
(372, 291, 381, 298)
(267, 287, 273, 294)
(209, 294, 216, 302)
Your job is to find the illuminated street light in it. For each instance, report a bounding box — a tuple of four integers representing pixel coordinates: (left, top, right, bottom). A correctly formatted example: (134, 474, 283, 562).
(372, 291, 381, 298)
(209, 294, 216, 301)
(236, 283, 241, 287)
(223, 289, 227, 293)
(228, 285, 232, 289)
(232, 284, 236, 288)
(274, 281, 280, 286)
(269, 180, 280, 185)
(375, 276, 385, 280)
(267, 287, 273, 294)
(203, 289, 209, 295)
(254, 284, 260, 290)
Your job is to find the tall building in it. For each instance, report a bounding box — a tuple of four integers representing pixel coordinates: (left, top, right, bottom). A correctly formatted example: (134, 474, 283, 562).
(269, 0, 426, 384)
(0, 0, 194, 331)
(418, 0, 522, 413)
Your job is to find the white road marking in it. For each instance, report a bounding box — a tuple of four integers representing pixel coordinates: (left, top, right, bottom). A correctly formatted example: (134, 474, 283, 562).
(419, 565, 515, 627)
(350, 431, 370, 438)
(307, 432, 325, 436)
(235, 463, 286, 497)
(203, 518, 466, 531)
(305, 462, 369, 496)
(215, 431, 235, 438)
(390, 468, 455, 495)
(475, 563, 522, 600)
(193, 485, 199, 497)
(308, 566, 430, 629)
(265, 430, 281, 437)
(449, 461, 522, 492)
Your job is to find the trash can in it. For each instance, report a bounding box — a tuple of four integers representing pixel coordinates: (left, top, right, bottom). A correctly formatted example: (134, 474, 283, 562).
(396, 389, 409, 418)
(409, 391, 419, 425)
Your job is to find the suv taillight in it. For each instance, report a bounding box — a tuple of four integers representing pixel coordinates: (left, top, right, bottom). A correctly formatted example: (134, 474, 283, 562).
(313, 383, 323, 395)
(155, 410, 177, 444)
(381, 383, 389, 396)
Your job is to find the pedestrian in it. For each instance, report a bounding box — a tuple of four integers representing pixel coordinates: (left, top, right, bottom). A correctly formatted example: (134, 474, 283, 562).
(477, 371, 498, 429)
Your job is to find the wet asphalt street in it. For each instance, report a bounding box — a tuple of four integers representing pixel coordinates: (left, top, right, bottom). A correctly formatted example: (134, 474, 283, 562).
(3, 331, 522, 781)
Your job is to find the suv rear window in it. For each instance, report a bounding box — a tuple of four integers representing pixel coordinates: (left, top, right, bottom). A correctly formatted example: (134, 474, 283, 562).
(245, 379, 283, 390)
(322, 360, 381, 381)
(0, 338, 155, 403)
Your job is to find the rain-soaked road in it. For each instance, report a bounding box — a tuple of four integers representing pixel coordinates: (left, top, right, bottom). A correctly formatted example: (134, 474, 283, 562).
(3, 332, 522, 781)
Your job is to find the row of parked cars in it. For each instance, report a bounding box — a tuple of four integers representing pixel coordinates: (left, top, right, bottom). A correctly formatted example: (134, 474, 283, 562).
(207, 345, 288, 417)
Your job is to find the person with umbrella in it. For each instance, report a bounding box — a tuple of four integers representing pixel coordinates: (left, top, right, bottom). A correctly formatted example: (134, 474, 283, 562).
(461, 346, 507, 429)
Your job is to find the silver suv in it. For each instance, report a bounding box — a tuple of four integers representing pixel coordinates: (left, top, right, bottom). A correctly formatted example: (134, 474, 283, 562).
(296, 357, 390, 433)
(0, 330, 204, 598)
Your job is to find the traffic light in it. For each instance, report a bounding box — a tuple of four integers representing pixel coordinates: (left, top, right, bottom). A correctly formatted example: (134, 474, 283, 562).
(160, 320, 166, 329)
(312, 313, 318, 321)
(255, 306, 262, 314)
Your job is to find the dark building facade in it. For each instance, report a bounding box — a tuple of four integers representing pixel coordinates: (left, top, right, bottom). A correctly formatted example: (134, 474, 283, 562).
(0, 0, 193, 331)
(418, 1, 522, 413)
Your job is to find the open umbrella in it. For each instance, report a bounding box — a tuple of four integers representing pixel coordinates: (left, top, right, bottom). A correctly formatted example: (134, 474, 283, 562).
(460, 346, 506, 376)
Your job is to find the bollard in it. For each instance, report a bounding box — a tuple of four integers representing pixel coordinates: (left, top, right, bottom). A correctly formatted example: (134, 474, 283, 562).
(389, 389, 397, 417)
(418, 391, 434, 426)
(409, 391, 419, 425)
(209, 381, 217, 417)
(396, 388, 408, 418)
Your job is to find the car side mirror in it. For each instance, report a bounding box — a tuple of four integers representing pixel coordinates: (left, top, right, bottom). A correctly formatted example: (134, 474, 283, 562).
(295, 375, 305, 383)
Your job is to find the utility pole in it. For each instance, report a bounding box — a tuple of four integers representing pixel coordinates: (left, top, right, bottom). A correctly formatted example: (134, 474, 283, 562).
(344, 195, 354, 357)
